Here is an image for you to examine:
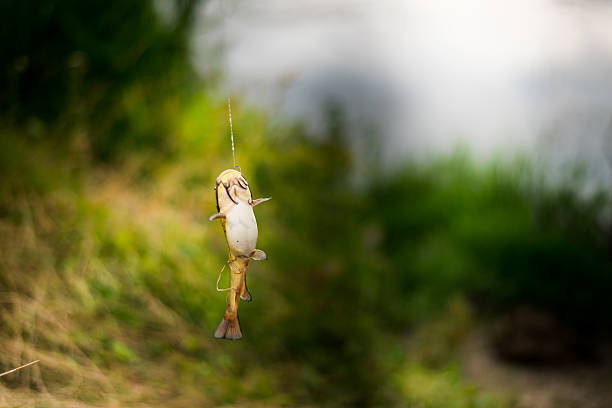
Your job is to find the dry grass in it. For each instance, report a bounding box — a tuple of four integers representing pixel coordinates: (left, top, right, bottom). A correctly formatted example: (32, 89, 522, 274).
(0, 155, 286, 407)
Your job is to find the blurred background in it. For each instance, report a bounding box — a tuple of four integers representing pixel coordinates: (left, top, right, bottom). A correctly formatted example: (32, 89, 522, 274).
(1, 1, 611, 407)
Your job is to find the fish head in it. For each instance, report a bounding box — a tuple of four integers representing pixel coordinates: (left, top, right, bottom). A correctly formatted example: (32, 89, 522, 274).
(215, 169, 252, 213)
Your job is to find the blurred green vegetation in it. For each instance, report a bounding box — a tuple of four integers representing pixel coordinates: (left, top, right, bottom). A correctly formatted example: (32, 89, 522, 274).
(1, 0, 199, 160)
(1, 1, 611, 407)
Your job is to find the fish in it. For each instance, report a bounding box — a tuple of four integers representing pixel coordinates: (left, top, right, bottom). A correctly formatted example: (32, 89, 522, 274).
(209, 168, 271, 340)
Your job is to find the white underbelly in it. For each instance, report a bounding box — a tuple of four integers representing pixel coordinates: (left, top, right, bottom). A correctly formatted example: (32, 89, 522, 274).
(225, 201, 258, 256)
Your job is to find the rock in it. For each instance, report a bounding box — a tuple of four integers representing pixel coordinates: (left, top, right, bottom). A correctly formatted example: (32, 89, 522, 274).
(494, 306, 577, 364)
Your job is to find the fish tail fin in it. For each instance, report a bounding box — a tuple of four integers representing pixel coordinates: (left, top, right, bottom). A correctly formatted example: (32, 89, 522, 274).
(214, 317, 242, 340)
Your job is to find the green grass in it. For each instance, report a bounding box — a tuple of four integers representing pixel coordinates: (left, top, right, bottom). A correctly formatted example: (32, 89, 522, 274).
(1, 82, 610, 408)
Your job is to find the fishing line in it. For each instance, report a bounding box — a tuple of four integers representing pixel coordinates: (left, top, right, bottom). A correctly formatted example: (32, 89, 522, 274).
(216, 263, 236, 307)
(215, 261, 243, 292)
(216, 99, 240, 295)
(216, 263, 232, 292)
(227, 96, 240, 171)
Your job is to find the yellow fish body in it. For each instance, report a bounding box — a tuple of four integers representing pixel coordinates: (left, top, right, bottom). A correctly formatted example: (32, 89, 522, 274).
(209, 169, 270, 340)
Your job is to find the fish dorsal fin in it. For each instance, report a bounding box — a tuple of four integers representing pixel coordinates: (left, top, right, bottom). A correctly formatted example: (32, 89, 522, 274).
(249, 249, 267, 261)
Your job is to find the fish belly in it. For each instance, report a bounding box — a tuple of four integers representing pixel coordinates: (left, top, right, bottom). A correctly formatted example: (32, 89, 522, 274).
(225, 201, 258, 256)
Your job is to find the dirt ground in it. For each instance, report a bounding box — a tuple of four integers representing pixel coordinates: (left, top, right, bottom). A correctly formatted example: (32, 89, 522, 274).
(462, 331, 612, 408)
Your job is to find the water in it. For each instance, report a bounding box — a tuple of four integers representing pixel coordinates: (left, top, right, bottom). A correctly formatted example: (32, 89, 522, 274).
(195, 0, 612, 187)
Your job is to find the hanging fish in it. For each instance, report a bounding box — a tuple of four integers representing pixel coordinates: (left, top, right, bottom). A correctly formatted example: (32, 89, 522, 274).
(209, 168, 271, 340)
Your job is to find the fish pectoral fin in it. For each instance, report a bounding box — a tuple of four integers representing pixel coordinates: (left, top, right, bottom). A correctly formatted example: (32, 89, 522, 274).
(251, 197, 271, 207)
(249, 249, 267, 261)
(208, 213, 226, 221)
